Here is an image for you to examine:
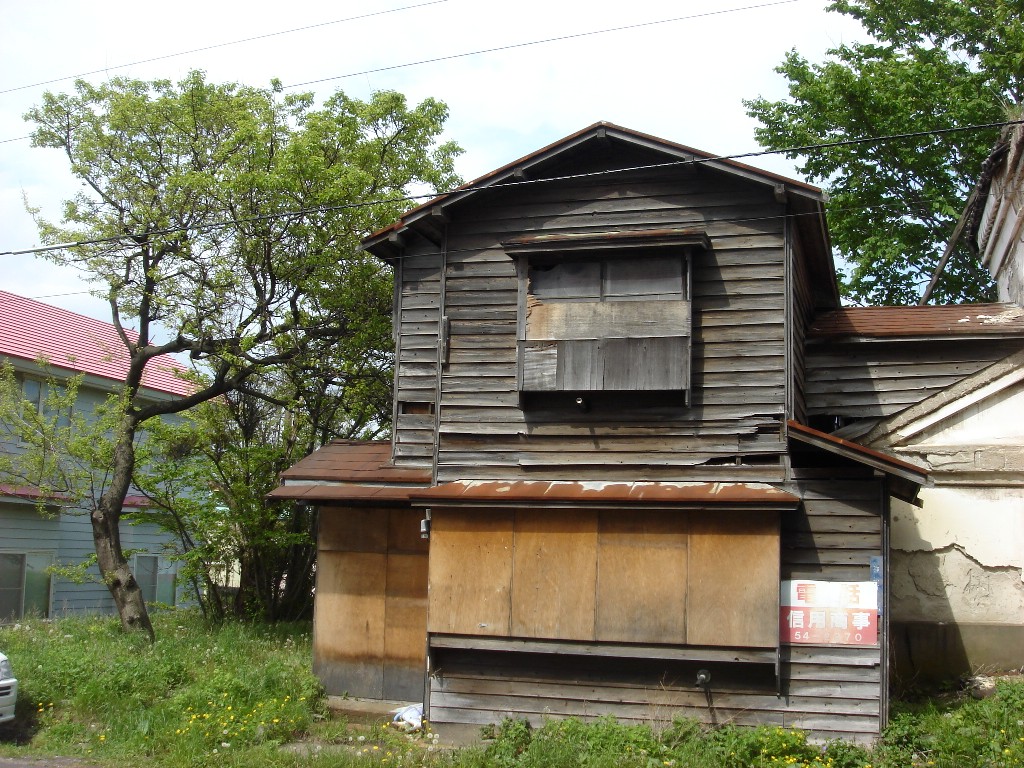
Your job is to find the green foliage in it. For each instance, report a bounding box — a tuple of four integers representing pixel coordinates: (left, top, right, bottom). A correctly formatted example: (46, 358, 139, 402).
(2, 617, 1024, 768)
(704, 724, 870, 768)
(877, 681, 1024, 767)
(744, 0, 1024, 305)
(0, 612, 322, 765)
(16, 71, 460, 633)
(0, 361, 110, 507)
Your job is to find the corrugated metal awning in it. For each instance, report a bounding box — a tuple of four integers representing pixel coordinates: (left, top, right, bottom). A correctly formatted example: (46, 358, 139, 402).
(411, 480, 800, 510)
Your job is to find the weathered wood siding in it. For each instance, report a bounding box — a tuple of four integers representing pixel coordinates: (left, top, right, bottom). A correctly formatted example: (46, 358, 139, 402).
(427, 155, 790, 482)
(393, 238, 444, 468)
(426, 472, 886, 744)
(804, 339, 1020, 420)
(788, 220, 815, 426)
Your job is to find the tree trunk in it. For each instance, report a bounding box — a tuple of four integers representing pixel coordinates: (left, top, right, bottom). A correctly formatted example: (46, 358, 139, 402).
(92, 412, 155, 641)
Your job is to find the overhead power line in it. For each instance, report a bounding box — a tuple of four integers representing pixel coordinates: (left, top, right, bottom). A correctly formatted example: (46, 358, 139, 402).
(0, 0, 797, 145)
(283, 0, 799, 89)
(2, 117, 1019, 258)
(0, 0, 448, 96)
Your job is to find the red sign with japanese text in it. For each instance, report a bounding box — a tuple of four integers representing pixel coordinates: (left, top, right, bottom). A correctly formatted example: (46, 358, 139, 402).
(780, 580, 878, 646)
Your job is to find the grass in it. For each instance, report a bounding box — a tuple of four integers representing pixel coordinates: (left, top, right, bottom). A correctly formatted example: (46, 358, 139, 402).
(0, 612, 1022, 767)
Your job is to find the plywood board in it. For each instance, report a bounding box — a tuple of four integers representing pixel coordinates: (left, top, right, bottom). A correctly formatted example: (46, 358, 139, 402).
(596, 510, 688, 643)
(428, 510, 514, 635)
(526, 301, 691, 340)
(314, 550, 386, 697)
(389, 508, 430, 554)
(511, 510, 598, 640)
(686, 511, 780, 648)
(319, 507, 387, 553)
(384, 553, 429, 663)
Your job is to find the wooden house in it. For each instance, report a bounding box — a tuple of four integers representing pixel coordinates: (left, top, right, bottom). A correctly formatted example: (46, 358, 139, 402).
(272, 123, 935, 743)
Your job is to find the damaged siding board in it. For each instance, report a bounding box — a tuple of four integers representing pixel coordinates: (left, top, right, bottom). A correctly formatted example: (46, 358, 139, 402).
(394, 242, 444, 466)
(434, 167, 789, 482)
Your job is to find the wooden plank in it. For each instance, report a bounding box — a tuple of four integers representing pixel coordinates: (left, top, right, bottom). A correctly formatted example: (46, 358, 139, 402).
(427, 510, 514, 636)
(429, 634, 777, 663)
(686, 511, 780, 648)
(511, 510, 598, 641)
(384, 553, 428, 669)
(314, 550, 386, 698)
(596, 510, 688, 644)
(318, 507, 387, 553)
(525, 300, 691, 340)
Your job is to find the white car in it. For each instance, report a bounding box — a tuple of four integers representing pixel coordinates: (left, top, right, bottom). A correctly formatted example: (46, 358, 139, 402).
(0, 651, 16, 724)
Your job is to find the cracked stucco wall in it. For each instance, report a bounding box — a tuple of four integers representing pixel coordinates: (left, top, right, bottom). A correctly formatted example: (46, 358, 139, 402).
(890, 477, 1024, 625)
(888, 380, 1024, 626)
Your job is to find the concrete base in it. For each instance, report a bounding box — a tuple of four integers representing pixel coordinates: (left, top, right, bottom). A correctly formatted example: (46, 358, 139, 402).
(326, 696, 414, 726)
(891, 621, 1024, 690)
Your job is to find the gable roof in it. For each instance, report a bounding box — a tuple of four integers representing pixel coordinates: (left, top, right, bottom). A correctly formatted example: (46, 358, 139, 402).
(809, 303, 1024, 341)
(361, 122, 832, 272)
(0, 290, 191, 397)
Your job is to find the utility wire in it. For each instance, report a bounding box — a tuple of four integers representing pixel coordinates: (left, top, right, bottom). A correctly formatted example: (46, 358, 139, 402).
(2, 118, 1019, 258)
(0, 0, 797, 145)
(0, 1, 448, 96)
(284, 0, 799, 89)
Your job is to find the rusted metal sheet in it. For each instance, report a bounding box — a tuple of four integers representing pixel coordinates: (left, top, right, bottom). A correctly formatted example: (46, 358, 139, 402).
(808, 304, 1024, 340)
(787, 420, 928, 481)
(268, 484, 427, 503)
(412, 480, 799, 508)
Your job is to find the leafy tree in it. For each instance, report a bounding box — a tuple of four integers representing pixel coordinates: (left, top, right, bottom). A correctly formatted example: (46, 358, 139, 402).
(137, 357, 390, 623)
(744, 0, 1024, 305)
(21, 71, 460, 638)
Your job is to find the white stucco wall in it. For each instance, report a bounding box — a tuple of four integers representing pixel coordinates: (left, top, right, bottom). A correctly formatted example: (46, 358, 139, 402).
(888, 383, 1024, 625)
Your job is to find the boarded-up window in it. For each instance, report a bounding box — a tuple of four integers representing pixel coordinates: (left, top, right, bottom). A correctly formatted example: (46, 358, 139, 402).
(518, 253, 692, 394)
(428, 508, 779, 649)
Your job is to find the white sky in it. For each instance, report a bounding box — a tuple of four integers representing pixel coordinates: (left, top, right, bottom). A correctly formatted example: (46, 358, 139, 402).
(0, 0, 864, 321)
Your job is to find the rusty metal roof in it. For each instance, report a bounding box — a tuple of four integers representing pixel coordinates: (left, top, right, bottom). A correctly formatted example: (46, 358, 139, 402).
(808, 303, 1024, 340)
(787, 420, 928, 485)
(278, 440, 431, 484)
(411, 480, 800, 510)
(268, 484, 425, 504)
(271, 440, 431, 505)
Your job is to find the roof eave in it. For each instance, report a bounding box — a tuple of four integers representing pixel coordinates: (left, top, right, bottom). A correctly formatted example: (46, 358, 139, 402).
(361, 122, 826, 259)
(787, 420, 930, 493)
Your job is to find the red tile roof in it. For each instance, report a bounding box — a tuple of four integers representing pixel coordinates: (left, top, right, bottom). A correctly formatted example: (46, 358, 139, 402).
(0, 291, 191, 396)
(808, 303, 1024, 340)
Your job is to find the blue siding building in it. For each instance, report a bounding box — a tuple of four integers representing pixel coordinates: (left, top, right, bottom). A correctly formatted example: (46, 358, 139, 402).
(0, 290, 190, 622)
